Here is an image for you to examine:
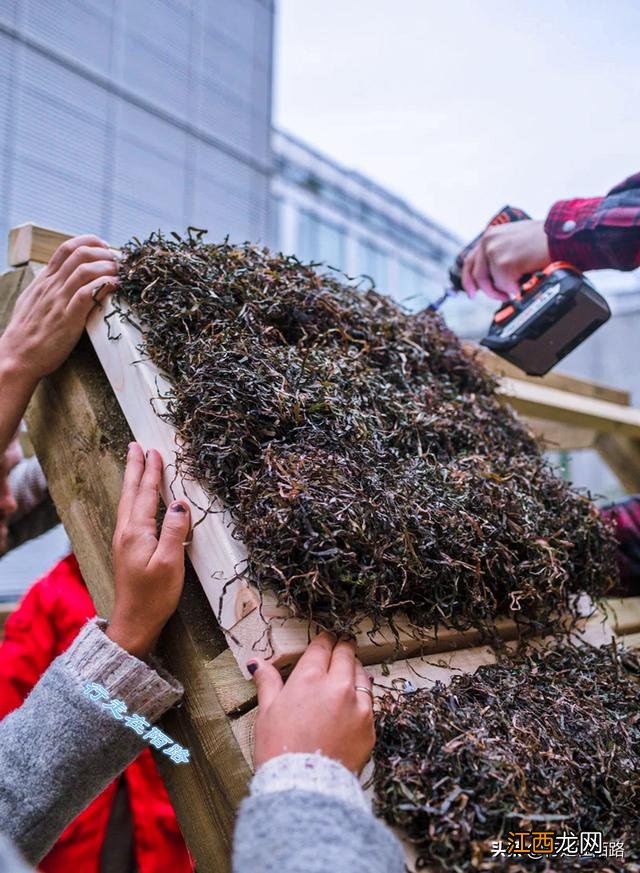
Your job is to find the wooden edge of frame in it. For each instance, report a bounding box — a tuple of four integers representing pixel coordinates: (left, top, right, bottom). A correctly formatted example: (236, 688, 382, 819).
(8, 223, 74, 267)
(230, 594, 640, 770)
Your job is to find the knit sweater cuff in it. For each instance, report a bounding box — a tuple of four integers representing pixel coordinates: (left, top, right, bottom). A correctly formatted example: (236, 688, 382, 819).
(7, 456, 48, 520)
(251, 753, 369, 813)
(61, 619, 183, 722)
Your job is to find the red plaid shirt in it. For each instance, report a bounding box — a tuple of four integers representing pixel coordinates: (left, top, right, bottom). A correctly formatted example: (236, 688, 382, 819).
(600, 496, 640, 593)
(547, 175, 640, 591)
(545, 172, 640, 272)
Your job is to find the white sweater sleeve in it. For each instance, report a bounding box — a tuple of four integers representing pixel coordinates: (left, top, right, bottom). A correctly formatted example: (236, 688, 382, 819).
(250, 753, 369, 812)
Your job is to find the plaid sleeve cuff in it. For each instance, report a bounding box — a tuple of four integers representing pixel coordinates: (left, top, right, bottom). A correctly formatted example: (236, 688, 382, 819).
(546, 174, 640, 272)
(545, 197, 609, 271)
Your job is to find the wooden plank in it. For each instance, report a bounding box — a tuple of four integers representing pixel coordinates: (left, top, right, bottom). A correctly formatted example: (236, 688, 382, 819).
(151, 567, 254, 872)
(620, 631, 640, 649)
(85, 295, 258, 635)
(474, 345, 630, 406)
(0, 265, 29, 331)
(2, 263, 251, 873)
(497, 377, 640, 437)
(524, 417, 596, 451)
(229, 599, 629, 770)
(604, 596, 640, 634)
(369, 608, 617, 692)
(212, 592, 634, 717)
(210, 649, 257, 716)
(7, 223, 73, 268)
(230, 708, 257, 769)
(595, 433, 640, 493)
(231, 608, 524, 674)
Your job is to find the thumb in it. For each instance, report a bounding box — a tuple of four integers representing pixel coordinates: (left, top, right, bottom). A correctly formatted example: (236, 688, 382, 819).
(248, 659, 283, 710)
(492, 269, 521, 300)
(154, 500, 191, 566)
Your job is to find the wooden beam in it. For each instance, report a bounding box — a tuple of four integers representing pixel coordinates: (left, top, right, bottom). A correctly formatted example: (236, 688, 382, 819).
(497, 378, 640, 438)
(84, 297, 257, 634)
(210, 649, 257, 716)
(0, 265, 29, 331)
(474, 345, 630, 406)
(604, 596, 640, 634)
(231, 607, 525, 674)
(620, 631, 640, 649)
(7, 223, 73, 268)
(230, 595, 640, 769)
(230, 708, 257, 769)
(1, 263, 251, 873)
(151, 568, 254, 872)
(524, 417, 596, 451)
(595, 434, 640, 494)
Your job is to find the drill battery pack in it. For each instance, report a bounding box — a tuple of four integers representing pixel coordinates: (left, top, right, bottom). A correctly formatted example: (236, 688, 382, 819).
(480, 262, 610, 377)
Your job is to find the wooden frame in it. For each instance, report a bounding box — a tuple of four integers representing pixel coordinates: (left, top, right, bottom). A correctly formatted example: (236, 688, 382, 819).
(8, 224, 640, 676)
(3, 223, 640, 872)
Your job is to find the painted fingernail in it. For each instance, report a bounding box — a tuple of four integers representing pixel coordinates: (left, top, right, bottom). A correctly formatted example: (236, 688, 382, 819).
(368, 674, 374, 684)
(247, 661, 258, 676)
(170, 502, 187, 513)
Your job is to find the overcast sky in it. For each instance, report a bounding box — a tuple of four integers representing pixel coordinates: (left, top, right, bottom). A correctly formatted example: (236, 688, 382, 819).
(274, 0, 639, 241)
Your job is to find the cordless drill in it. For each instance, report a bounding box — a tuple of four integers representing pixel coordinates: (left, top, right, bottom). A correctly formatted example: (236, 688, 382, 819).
(431, 207, 611, 377)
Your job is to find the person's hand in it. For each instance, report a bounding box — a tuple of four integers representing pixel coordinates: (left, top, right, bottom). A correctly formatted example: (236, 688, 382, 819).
(0, 234, 119, 383)
(461, 219, 550, 301)
(107, 443, 191, 660)
(249, 632, 375, 774)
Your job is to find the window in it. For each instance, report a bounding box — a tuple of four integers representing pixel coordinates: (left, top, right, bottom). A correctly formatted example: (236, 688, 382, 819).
(356, 239, 389, 291)
(297, 209, 346, 270)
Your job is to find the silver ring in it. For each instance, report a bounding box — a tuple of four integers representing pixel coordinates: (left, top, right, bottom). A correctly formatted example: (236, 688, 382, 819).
(354, 684, 374, 700)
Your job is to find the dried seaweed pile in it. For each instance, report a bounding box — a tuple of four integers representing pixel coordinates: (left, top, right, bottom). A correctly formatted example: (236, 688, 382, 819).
(373, 644, 640, 871)
(116, 230, 617, 635)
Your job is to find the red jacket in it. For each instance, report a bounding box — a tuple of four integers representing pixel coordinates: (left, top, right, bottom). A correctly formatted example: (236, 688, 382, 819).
(0, 554, 193, 873)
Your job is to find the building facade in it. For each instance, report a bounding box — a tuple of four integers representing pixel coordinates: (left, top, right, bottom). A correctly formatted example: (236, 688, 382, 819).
(0, 0, 274, 267)
(0, 0, 275, 596)
(271, 129, 494, 335)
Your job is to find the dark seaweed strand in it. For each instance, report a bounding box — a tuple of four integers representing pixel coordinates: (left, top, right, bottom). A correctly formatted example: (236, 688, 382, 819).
(373, 643, 640, 872)
(115, 229, 619, 638)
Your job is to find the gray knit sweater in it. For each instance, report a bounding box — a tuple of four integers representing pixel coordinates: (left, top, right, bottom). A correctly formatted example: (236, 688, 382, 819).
(0, 620, 404, 873)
